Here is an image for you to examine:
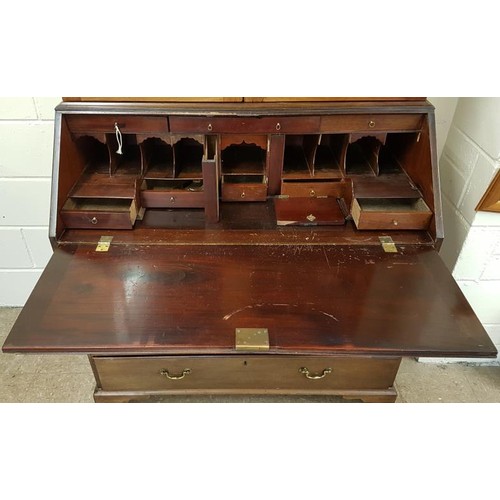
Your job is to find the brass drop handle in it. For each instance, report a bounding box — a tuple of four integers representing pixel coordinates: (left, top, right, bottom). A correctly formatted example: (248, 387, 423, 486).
(368, 120, 376, 128)
(91, 217, 98, 225)
(207, 123, 213, 131)
(299, 367, 332, 380)
(170, 196, 175, 203)
(241, 191, 246, 199)
(160, 368, 191, 380)
(310, 189, 316, 197)
(276, 122, 281, 131)
(392, 219, 399, 226)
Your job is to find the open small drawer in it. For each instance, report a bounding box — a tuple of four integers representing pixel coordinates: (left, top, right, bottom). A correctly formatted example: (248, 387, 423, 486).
(61, 198, 138, 230)
(351, 198, 432, 230)
(221, 175, 267, 202)
(140, 179, 205, 208)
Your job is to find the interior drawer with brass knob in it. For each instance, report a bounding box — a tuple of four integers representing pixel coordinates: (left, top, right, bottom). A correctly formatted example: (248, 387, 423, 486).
(281, 180, 342, 198)
(320, 114, 424, 133)
(61, 197, 138, 229)
(140, 179, 205, 208)
(92, 355, 401, 392)
(169, 116, 320, 134)
(221, 175, 267, 202)
(351, 197, 433, 230)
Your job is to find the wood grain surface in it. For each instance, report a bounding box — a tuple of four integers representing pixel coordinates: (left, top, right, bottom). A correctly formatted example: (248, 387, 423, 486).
(3, 244, 495, 357)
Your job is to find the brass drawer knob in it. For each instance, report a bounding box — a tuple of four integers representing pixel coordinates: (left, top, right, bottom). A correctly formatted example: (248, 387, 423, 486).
(207, 123, 213, 131)
(368, 120, 376, 128)
(160, 368, 191, 380)
(91, 217, 98, 225)
(299, 367, 332, 380)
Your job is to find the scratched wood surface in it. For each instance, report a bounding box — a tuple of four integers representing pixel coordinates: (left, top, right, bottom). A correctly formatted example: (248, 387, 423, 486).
(3, 244, 495, 357)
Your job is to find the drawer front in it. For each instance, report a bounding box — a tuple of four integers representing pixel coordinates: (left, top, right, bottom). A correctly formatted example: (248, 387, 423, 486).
(169, 116, 320, 134)
(352, 198, 432, 230)
(140, 190, 205, 208)
(93, 355, 401, 392)
(320, 114, 423, 133)
(281, 181, 341, 198)
(61, 199, 136, 229)
(221, 182, 267, 202)
(65, 115, 168, 134)
(61, 209, 134, 229)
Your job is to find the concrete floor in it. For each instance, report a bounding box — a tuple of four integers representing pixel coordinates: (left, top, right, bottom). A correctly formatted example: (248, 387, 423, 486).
(1, 307, 500, 403)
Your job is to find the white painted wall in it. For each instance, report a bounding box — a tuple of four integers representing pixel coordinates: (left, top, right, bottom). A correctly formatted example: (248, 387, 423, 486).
(0, 98, 59, 306)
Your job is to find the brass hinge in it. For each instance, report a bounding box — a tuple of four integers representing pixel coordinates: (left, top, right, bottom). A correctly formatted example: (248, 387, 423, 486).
(95, 236, 113, 252)
(235, 328, 269, 351)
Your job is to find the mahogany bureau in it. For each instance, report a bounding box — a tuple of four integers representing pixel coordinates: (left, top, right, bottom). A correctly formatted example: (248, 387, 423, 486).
(2, 98, 497, 403)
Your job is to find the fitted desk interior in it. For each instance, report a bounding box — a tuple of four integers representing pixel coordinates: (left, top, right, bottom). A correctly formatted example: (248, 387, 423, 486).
(3, 98, 497, 402)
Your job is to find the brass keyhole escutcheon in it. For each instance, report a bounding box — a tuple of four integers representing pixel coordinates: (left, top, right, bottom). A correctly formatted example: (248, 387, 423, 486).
(368, 120, 376, 128)
(299, 367, 332, 380)
(91, 217, 98, 225)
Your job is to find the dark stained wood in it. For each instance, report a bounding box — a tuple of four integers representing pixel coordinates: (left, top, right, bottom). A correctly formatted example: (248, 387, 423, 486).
(351, 198, 432, 230)
(93, 355, 401, 392)
(3, 244, 496, 358)
(66, 115, 168, 134)
(61, 198, 136, 230)
(320, 114, 424, 133)
(281, 180, 345, 198)
(274, 198, 346, 226)
(170, 116, 321, 134)
(221, 180, 267, 202)
(267, 135, 285, 196)
(5, 99, 497, 404)
(58, 222, 435, 246)
(140, 189, 205, 208)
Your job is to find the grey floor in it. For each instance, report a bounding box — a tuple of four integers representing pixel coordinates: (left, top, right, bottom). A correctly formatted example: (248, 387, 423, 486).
(1, 307, 500, 403)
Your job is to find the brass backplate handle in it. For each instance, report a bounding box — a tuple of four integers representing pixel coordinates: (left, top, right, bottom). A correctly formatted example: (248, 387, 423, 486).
(299, 367, 332, 380)
(160, 368, 191, 380)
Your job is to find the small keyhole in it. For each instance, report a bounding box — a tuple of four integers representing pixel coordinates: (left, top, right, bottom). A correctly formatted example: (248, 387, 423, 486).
(243, 361, 247, 366)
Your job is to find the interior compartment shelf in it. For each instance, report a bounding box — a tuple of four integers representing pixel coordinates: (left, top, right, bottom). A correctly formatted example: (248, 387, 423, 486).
(221, 143, 266, 175)
(141, 137, 174, 178)
(174, 138, 204, 179)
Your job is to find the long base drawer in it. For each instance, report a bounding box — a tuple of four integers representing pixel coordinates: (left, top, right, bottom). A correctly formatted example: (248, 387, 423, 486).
(92, 355, 401, 392)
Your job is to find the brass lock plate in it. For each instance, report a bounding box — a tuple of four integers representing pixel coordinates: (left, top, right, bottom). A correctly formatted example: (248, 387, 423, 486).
(235, 328, 269, 351)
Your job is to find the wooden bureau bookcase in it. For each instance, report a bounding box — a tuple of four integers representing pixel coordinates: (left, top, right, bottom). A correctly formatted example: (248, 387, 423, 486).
(3, 98, 497, 403)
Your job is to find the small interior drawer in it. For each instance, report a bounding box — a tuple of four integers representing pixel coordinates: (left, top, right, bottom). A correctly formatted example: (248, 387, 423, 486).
(320, 114, 423, 133)
(140, 180, 205, 208)
(61, 198, 137, 229)
(221, 175, 267, 202)
(93, 355, 401, 392)
(169, 116, 320, 134)
(65, 115, 168, 135)
(281, 180, 343, 198)
(351, 197, 432, 230)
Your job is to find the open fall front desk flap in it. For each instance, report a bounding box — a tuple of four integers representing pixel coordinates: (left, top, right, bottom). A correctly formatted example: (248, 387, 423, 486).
(3, 243, 496, 358)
